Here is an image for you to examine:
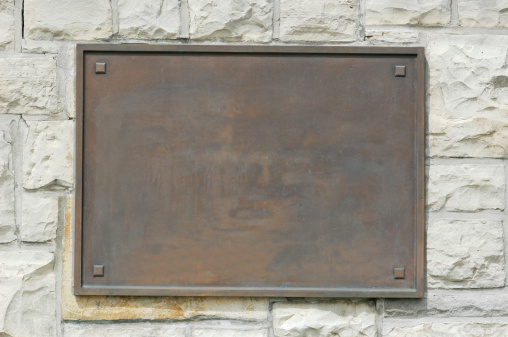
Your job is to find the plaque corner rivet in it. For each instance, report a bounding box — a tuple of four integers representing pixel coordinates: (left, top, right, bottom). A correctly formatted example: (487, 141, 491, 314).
(93, 264, 104, 277)
(95, 62, 106, 74)
(395, 65, 406, 77)
(394, 267, 405, 279)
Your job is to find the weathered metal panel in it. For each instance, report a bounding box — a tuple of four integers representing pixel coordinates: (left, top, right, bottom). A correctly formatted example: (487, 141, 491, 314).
(75, 45, 425, 297)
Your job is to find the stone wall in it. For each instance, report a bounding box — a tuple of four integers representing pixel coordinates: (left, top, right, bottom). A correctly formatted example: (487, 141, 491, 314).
(0, 0, 507, 336)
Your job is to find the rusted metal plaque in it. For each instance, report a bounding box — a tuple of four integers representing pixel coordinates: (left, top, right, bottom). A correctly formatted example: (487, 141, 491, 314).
(75, 45, 425, 297)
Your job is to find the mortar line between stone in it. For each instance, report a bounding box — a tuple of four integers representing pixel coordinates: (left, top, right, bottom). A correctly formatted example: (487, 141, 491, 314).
(450, 0, 459, 26)
(272, 0, 280, 40)
(54, 193, 67, 337)
(384, 316, 508, 325)
(180, 0, 190, 39)
(364, 25, 508, 35)
(375, 299, 385, 337)
(12, 117, 25, 249)
(111, 0, 119, 35)
(357, 0, 366, 41)
(504, 159, 508, 287)
(426, 157, 506, 165)
(14, 0, 23, 52)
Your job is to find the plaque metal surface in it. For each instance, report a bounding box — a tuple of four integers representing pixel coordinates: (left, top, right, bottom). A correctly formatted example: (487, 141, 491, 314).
(75, 45, 425, 297)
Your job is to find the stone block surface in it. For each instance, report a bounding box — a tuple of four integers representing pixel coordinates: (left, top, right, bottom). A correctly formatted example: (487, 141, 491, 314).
(385, 291, 508, 317)
(64, 324, 186, 337)
(385, 322, 508, 336)
(279, 0, 357, 42)
(366, 0, 451, 25)
(272, 301, 376, 337)
(427, 219, 505, 288)
(24, 0, 112, 40)
(0, 251, 55, 337)
(21, 193, 59, 242)
(189, 0, 272, 42)
(459, 0, 508, 27)
(0, 117, 15, 243)
(23, 120, 74, 190)
(0, 56, 59, 115)
(119, 0, 180, 39)
(193, 328, 268, 337)
(21, 40, 62, 54)
(427, 164, 505, 212)
(365, 30, 419, 44)
(0, 0, 15, 51)
(428, 34, 508, 158)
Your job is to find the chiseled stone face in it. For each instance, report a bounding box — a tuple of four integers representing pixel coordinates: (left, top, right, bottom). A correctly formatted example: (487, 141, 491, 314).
(427, 219, 505, 289)
(23, 120, 74, 190)
(0, 118, 15, 243)
(279, 0, 358, 42)
(118, 0, 180, 40)
(428, 34, 508, 158)
(365, 30, 419, 44)
(272, 301, 376, 337)
(0, 251, 55, 337)
(459, 0, 508, 27)
(21, 193, 59, 242)
(385, 322, 508, 336)
(0, 0, 15, 51)
(366, 0, 451, 25)
(189, 0, 273, 42)
(0, 57, 59, 115)
(24, 0, 112, 40)
(193, 328, 268, 337)
(427, 164, 505, 212)
(64, 324, 187, 337)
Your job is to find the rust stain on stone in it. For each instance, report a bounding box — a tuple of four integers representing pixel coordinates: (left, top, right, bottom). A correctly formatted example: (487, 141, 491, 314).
(62, 195, 269, 320)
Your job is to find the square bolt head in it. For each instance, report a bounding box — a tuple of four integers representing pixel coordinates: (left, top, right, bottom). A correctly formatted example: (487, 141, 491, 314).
(95, 62, 106, 74)
(93, 265, 104, 277)
(394, 267, 405, 279)
(395, 65, 406, 77)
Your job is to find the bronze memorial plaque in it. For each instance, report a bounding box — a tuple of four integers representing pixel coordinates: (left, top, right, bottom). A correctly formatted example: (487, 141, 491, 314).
(75, 45, 425, 297)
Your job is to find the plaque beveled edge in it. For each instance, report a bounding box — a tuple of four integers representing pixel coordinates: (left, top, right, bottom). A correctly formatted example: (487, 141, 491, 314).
(73, 44, 425, 298)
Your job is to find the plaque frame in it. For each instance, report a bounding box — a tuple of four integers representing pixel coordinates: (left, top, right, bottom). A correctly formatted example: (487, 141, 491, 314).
(74, 44, 425, 298)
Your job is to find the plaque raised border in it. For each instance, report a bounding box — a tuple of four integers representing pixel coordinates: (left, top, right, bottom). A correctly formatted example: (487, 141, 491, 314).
(75, 44, 425, 298)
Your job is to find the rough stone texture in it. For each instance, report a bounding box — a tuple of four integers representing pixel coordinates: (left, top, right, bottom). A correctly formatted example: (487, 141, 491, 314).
(119, 0, 180, 39)
(0, 117, 15, 243)
(385, 323, 508, 337)
(193, 329, 268, 337)
(385, 292, 508, 317)
(366, 0, 451, 25)
(21, 193, 59, 242)
(279, 0, 358, 42)
(64, 324, 186, 337)
(23, 120, 74, 190)
(0, 0, 15, 51)
(66, 47, 76, 118)
(428, 35, 508, 158)
(459, 0, 508, 27)
(427, 219, 505, 289)
(62, 197, 269, 321)
(272, 301, 376, 337)
(365, 30, 419, 44)
(188, 0, 272, 42)
(24, 0, 112, 40)
(427, 164, 505, 212)
(0, 251, 56, 337)
(0, 56, 59, 115)
(21, 40, 62, 54)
